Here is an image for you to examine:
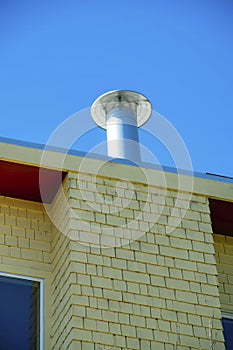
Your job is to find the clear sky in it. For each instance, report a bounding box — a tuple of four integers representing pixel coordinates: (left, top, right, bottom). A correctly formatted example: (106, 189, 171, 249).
(1, 0, 233, 176)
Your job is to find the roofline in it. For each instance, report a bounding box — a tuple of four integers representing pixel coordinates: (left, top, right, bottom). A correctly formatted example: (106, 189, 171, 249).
(1, 135, 232, 184)
(1, 136, 233, 202)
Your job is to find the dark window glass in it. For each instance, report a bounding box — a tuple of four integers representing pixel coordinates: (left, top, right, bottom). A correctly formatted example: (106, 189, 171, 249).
(222, 317, 233, 350)
(0, 275, 40, 350)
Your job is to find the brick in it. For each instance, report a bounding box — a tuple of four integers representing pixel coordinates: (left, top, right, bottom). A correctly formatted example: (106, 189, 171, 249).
(201, 212, 211, 222)
(72, 329, 92, 342)
(150, 275, 165, 287)
(106, 215, 126, 226)
(169, 268, 183, 279)
(159, 287, 175, 300)
(135, 251, 157, 264)
(189, 250, 204, 262)
(118, 312, 130, 324)
(157, 320, 171, 332)
(0, 214, 4, 225)
(154, 235, 169, 248)
(91, 276, 112, 289)
(10, 247, 21, 258)
(0, 245, 9, 256)
(116, 248, 134, 260)
(187, 314, 201, 326)
(184, 210, 201, 221)
(21, 248, 43, 261)
(197, 262, 217, 274)
(121, 324, 136, 337)
(5, 236, 17, 246)
(18, 237, 29, 248)
(169, 227, 186, 238)
(126, 337, 140, 349)
(182, 219, 199, 231)
(192, 241, 215, 254)
(186, 229, 204, 241)
(194, 272, 208, 283)
(201, 284, 220, 296)
(123, 270, 150, 284)
(146, 317, 157, 329)
(204, 253, 215, 264)
(1, 205, 9, 215)
(35, 230, 51, 241)
(0, 224, 11, 235)
(17, 217, 31, 228)
(130, 315, 146, 327)
(30, 239, 50, 251)
(43, 251, 50, 263)
(147, 264, 169, 277)
(207, 274, 218, 285)
(177, 312, 188, 323)
(136, 327, 153, 340)
(103, 289, 122, 301)
(113, 335, 126, 347)
(170, 237, 192, 250)
(198, 294, 220, 307)
(189, 282, 201, 293)
(5, 216, 16, 226)
(161, 310, 177, 322)
(165, 278, 189, 291)
(190, 202, 210, 213)
(199, 222, 213, 233)
(225, 236, 233, 245)
(12, 227, 25, 237)
(176, 290, 198, 304)
(180, 334, 200, 347)
(108, 322, 121, 335)
(93, 332, 114, 346)
(160, 246, 189, 260)
(175, 259, 197, 271)
(140, 241, 158, 254)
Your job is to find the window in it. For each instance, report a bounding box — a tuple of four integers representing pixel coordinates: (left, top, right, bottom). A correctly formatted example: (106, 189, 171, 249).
(222, 312, 233, 350)
(0, 273, 43, 350)
(209, 198, 233, 235)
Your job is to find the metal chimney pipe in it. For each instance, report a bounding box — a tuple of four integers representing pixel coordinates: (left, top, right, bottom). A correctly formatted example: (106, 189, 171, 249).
(91, 90, 152, 162)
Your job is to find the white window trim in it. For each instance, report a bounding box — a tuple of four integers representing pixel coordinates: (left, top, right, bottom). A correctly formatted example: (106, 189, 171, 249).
(0, 272, 44, 350)
(222, 310, 233, 320)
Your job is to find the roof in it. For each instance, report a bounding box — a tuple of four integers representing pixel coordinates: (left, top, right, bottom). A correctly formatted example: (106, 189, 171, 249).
(0, 136, 233, 206)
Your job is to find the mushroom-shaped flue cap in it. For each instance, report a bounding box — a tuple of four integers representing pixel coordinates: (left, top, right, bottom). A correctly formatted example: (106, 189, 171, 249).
(91, 90, 152, 129)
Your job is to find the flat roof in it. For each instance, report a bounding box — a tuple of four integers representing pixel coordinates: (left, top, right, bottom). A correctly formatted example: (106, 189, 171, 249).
(0, 136, 233, 203)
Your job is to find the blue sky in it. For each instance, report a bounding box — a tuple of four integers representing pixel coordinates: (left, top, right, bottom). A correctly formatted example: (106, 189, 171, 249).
(0, 0, 233, 176)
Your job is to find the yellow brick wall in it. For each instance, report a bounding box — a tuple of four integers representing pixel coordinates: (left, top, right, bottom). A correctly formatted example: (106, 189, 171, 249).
(50, 176, 76, 349)
(0, 171, 228, 350)
(0, 196, 51, 269)
(214, 233, 233, 313)
(0, 195, 52, 348)
(49, 171, 224, 350)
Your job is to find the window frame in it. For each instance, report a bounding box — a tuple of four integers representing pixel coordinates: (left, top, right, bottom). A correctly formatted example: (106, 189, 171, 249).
(222, 310, 233, 350)
(0, 271, 44, 350)
(222, 310, 233, 320)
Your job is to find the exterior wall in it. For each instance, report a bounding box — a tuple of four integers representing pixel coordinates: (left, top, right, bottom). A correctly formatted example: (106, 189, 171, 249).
(0, 168, 229, 349)
(214, 234, 233, 313)
(0, 195, 52, 348)
(50, 176, 75, 349)
(48, 171, 225, 350)
(0, 196, 51, 268)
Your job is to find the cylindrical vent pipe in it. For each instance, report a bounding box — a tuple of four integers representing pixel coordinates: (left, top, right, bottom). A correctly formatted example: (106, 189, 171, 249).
(91, 90, 152, 162)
